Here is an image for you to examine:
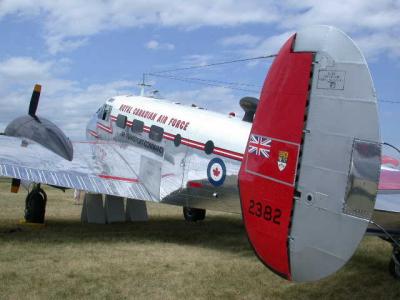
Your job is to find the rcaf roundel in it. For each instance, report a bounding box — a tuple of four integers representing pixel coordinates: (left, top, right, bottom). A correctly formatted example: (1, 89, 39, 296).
(207, 157, 226, 186)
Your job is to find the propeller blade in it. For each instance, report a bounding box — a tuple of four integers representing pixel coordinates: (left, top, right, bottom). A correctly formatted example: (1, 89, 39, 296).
(28, 84, 41, 117)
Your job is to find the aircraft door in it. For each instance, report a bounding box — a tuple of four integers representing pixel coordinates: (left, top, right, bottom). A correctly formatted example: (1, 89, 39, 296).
(158, 132, 190, 205)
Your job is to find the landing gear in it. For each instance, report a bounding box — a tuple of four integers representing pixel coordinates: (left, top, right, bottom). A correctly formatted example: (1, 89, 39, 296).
(25, 184, 47, 223)
(389, 244, 400, 280)
(183, 207, 206, 222)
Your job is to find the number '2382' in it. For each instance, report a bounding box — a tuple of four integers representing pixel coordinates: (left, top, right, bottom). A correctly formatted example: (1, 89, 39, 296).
(248, 200, 282, 225)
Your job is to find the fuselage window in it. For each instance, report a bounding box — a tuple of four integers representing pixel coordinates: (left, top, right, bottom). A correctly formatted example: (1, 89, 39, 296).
(131, 119, 144, 133)
(116, 114, 127, 129)
(204, 140, 214, 155)
(149, 125, 164, 142)
(174, 134, 182, 147)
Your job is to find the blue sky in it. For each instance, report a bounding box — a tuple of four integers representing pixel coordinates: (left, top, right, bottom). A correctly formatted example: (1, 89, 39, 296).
(0, 1, 399, 150)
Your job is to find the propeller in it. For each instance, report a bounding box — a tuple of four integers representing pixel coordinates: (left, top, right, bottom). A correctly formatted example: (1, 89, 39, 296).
(28, 84, 41, 117)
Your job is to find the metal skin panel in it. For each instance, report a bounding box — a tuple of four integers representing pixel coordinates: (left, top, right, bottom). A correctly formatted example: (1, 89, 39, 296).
(238, 35, 313, 279)
(180, 150, 242, 212)
(289, 26, 381, 282)
(344, 140, 381, 219)
(139, 156, 162, 199)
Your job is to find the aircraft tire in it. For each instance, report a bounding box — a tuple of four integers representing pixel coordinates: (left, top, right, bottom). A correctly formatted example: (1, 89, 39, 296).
(183, 207, 206, 222)
(25, 188, 47, 223)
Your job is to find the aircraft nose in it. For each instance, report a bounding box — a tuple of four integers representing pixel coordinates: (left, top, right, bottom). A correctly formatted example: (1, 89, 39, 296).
(86, 114, 99, 139)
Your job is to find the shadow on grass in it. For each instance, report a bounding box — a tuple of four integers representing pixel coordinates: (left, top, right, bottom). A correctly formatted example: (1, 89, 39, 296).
(0, 215, 254, 257)
(1, 213, 400, 298)
(285, 252, 400, 299)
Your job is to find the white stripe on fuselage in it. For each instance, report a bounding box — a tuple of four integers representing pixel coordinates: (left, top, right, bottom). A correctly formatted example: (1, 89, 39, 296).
(105, 95, 251, 158)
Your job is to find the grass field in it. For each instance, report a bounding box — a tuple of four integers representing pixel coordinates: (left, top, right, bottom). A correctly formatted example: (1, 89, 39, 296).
(0, 179, 399, 299)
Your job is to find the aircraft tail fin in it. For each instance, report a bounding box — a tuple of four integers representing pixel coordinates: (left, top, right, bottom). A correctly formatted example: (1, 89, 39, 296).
(238, 25, 381, 282)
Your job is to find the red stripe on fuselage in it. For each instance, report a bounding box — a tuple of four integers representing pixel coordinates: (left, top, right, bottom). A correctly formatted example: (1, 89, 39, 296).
(213, 147, 244, 160)
(97, 118, 113, 134)
(88, 129, 99, 138)
(101, 114, 244, 161)
(181, 137, 205, 151)
(163, 132, 175, 141)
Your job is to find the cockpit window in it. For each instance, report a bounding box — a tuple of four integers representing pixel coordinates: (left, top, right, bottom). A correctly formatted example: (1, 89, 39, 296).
(98, 104, 112, 121)
(96, 106, 104, 119)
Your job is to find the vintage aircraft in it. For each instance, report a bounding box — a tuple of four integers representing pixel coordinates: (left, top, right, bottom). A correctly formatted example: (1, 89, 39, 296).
(0, 25, 399, 282)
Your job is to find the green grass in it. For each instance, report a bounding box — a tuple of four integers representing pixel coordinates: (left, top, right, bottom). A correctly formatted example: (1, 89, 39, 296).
(0, 178, 399, 299)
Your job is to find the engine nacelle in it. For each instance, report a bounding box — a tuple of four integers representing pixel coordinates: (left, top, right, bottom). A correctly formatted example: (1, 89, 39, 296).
(4, 84, 73, 161)
(5, 115, 73, 161)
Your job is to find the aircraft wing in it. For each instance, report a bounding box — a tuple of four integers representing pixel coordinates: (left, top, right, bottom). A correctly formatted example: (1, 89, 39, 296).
(0, 135, 182, 201)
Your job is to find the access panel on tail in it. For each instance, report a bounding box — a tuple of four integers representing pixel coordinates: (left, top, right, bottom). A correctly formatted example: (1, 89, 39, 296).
(238, 25, 381, 282)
